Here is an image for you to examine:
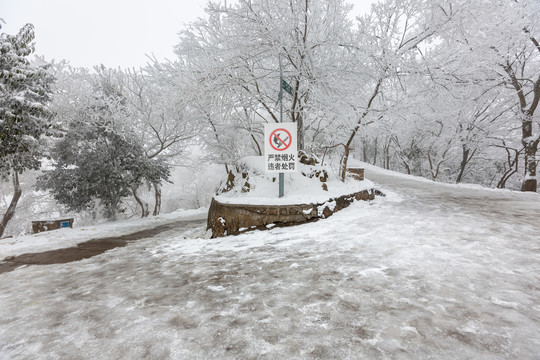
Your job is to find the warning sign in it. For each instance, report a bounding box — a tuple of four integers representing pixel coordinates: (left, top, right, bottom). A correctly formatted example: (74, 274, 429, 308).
(265, 123, 297, 173)
(269, 128, 292, 151)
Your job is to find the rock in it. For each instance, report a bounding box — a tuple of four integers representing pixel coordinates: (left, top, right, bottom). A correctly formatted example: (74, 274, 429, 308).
(219, 171, 236, 193)
(301, 169, 328, 183)
(241, 172, 251, 193)
(322, 206, 333, 218)
(298, 150, 320, 166)
(374, 189, 386, 197)
(317, 170, 328, 182)
(218, 170, 252, 194)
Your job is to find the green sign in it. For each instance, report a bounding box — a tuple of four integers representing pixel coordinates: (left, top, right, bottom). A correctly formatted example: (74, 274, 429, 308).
(281, 79, 293, 96)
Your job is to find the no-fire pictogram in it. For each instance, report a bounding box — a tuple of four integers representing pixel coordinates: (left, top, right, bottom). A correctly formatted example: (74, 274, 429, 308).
(269, 128, 292, 151)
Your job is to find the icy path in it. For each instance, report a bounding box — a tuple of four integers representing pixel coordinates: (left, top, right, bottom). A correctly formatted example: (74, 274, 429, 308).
(1, 165, 540, 359)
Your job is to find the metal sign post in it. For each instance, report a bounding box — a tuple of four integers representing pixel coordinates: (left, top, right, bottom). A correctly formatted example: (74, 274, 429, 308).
(263, 56, 297, 198)
(279, 56, 284, 198)
(264, 123, 297, 173)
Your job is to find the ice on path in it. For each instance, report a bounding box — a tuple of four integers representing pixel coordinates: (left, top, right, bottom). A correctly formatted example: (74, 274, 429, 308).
(0, 163, 539, 359)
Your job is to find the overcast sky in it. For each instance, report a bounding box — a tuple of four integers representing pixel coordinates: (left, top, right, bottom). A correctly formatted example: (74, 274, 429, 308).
(1, 0, 372, 69)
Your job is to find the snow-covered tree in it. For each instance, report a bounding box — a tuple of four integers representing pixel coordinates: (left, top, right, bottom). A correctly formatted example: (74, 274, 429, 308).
(336, 0, 465, 181)
(37, 102, 170, 220)
(46, 63, 197, 218)
(0, 24, 55, 237)
(175, 0, 356, 162)
(113, 65, 199, 215)
(437, 0, 540, 191)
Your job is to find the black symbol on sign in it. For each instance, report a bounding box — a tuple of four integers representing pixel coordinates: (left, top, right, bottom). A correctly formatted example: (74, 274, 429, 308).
(269, 128, 292, 151)
(273, 132, 289, 149)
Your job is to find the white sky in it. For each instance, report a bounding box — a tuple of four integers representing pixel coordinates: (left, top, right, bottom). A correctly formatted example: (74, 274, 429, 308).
(1, 0, 373, 69)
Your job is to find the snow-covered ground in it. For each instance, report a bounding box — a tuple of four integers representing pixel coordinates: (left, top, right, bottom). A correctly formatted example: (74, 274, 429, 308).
(0, 208, 208, 260)
(215, 156, 375, 205)
(1, 163, 539, 359)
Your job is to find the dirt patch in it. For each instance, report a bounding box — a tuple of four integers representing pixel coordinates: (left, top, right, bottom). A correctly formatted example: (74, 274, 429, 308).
(0, 219, 205, 274)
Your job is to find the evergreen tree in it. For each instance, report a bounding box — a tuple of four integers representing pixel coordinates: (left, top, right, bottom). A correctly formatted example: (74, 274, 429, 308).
(0, 24, 55, 237)
(37, 117, 170, 220)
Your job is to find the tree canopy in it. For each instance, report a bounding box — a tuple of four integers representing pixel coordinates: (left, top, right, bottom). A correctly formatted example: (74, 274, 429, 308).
(0, 23, 55, 237)
(3, 0, 540, 236)
(0, 23, 54, 178)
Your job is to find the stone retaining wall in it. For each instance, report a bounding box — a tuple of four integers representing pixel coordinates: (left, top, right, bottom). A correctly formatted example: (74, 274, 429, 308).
(207, 189, 375, 238)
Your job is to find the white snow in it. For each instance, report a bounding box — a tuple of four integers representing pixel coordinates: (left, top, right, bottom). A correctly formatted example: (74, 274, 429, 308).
(215, 156, 375, 205)
(1, 163, 539, 359)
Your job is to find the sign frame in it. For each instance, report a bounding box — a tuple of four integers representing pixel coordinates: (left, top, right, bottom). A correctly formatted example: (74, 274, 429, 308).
(264, 122, 298, 174)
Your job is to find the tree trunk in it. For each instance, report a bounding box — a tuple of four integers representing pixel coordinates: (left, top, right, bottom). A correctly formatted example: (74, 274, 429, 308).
(427, 152, 435, 180)
(384, 141, 391, 170)
(497, 159, 518, 189)
(372, 137, 378, 166)
(296, 111, 305, 151)
(456, 145, 476, 183)
(502, 57, 540, 192)
(340, 145, 350, 182)
(290, 88, 305, 151)
(493, 141, 520, 189)
(521, 133, 538, 191)
(0, 173, 22, 238)
(403, 161, 411, 175)
(152, 182, 162, 216)
(520, 38, 540, 190)
(250, 132, 262, 156)
(456, 147, 469, 183)
(132, 187, 149, 218)
(207, 114, 230, 175)
(340, 77, 383, 182)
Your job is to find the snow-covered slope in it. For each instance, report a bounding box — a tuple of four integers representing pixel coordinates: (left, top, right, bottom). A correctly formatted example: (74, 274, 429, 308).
(215, 155, 375, 205)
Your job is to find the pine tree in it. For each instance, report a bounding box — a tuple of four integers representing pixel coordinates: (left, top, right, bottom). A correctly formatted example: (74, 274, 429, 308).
(0, 24, 55, 237)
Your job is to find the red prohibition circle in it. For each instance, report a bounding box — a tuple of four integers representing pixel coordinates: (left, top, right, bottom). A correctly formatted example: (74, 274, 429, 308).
(269, 128, 292, 151)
